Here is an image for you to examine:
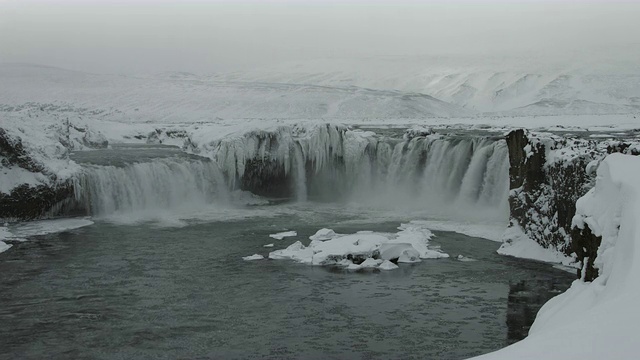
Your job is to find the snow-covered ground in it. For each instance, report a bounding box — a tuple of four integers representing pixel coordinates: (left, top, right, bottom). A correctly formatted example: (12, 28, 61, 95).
(475, 153, 640, 359)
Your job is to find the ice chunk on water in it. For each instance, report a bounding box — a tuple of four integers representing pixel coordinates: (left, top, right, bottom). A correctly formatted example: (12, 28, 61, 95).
(242, 254, 264, 261)
(311, 233, 387, 265)
(263, 243, 274, 248)
(309, 228, 339, 241)
(269, 231, 297, 240)
(360, 258, 383, 268)
(457, 255, 477, 262)
(380, 243, 421, 262)
(379, 260, 399, 271)
(269, 241, 313, 264)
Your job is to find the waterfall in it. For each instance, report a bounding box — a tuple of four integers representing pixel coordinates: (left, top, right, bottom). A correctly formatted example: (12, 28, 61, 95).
(292, 143, 308, 202)
(69, 124, 510, 222)
(203, 124, 510, 220)
(73, 157, 227, 216)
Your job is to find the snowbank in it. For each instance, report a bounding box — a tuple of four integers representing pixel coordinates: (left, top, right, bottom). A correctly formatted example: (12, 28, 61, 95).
(267, 222, 448, 270)
(497, 223, 577, 267)
(475, 153, 640, 359)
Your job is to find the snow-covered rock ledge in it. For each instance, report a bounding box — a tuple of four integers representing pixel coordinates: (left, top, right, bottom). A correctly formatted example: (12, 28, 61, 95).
(503, 129, 639, 270)
(475, 153, 640, 359)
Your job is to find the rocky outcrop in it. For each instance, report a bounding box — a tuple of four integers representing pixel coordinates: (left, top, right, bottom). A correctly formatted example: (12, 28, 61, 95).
(506, 130, 594, 256)
(505, 129, 638, 280)
(0, 128, 75, 220)
(0, 182, 74, 220)
(0, 128, 45, 173)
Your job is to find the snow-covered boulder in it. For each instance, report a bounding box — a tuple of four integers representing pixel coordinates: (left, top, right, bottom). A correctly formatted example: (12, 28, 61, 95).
(82, 129, 108, 149)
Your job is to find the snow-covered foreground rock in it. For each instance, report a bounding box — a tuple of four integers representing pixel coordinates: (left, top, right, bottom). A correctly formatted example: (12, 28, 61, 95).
(475, 153, 640, 359)
(265, 222, 448, 270)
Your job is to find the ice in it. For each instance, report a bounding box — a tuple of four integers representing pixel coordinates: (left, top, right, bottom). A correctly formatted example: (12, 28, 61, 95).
(379, 260, 399, 271)
(9, 218, 94, 238)
(359, 258, 383, 268)
(497, 223, 578, 267)
(269, 231, 297, 240)
(268, 241, 313, 264)
(379, 243, 421, 263)
(242, 254, 264, 261)
(266, 223, 447, 271)
(456, 255, 477, 262)
(309, 228, 340, 241)
(263, 243, 274, 248)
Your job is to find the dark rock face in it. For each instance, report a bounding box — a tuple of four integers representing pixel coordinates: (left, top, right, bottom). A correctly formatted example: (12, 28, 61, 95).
(241, 158, 293, 198)
(505, 129, 637, 280)
(0, 182, 74, 220)
(0, 128, 75, 221)
(505, 130, 591, 255)
(570, 225, 602, 281)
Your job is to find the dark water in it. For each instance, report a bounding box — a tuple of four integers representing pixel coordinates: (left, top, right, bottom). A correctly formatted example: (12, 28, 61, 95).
(0, 215, 573, 360)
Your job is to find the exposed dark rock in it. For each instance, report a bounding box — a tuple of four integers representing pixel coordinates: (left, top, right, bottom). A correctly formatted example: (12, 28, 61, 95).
(505, 130, 585, 255)
(571, 224, 602, 281)
(0, 181, 74, 221)
(241, 158, 293, 198)
(506, 129, 638, 280)
(0, 127, 77, 220)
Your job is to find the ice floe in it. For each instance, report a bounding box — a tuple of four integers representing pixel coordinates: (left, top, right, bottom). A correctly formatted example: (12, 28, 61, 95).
(242, 254, 264, 261)
(266, 222, 448, 271)
(269, 231, 297, 240)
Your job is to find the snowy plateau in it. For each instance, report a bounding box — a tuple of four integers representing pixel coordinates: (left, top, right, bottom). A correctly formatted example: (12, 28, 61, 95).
(1, 61, 640, 359)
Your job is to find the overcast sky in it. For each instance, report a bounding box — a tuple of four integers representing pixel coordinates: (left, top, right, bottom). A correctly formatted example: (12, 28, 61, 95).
(1, 0, 639, 74)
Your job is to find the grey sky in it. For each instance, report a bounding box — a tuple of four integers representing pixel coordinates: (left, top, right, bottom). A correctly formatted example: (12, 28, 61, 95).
(1, 0, 639, 74)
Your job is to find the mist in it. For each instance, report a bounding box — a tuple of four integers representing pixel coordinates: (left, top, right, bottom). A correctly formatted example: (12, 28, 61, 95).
(1, 0, 639, 75)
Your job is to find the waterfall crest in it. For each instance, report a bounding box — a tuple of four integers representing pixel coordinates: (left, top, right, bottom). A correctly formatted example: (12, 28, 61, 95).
(73, 157, 227, 216)
(71, 124, 510, 221)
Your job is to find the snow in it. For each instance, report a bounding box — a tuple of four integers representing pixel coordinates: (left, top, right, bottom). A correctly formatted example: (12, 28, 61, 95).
(475, 153, 640, 360)
(267, 222, 448, 270)
(309, 228, 340, 241)
(242, 254, 264, 261)
(379, 260, 399, 270)
(497, 223, 578, 267)
(269, 231, 297, 240)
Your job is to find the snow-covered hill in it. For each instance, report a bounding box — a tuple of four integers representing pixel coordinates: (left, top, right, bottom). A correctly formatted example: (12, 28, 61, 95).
(214, 56, 640, 115)
(0, 63, 470, 122)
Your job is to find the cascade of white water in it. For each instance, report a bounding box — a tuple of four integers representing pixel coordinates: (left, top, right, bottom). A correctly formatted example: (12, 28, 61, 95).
(73, 158, 227, 216)
(292, 143, 308, 202)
